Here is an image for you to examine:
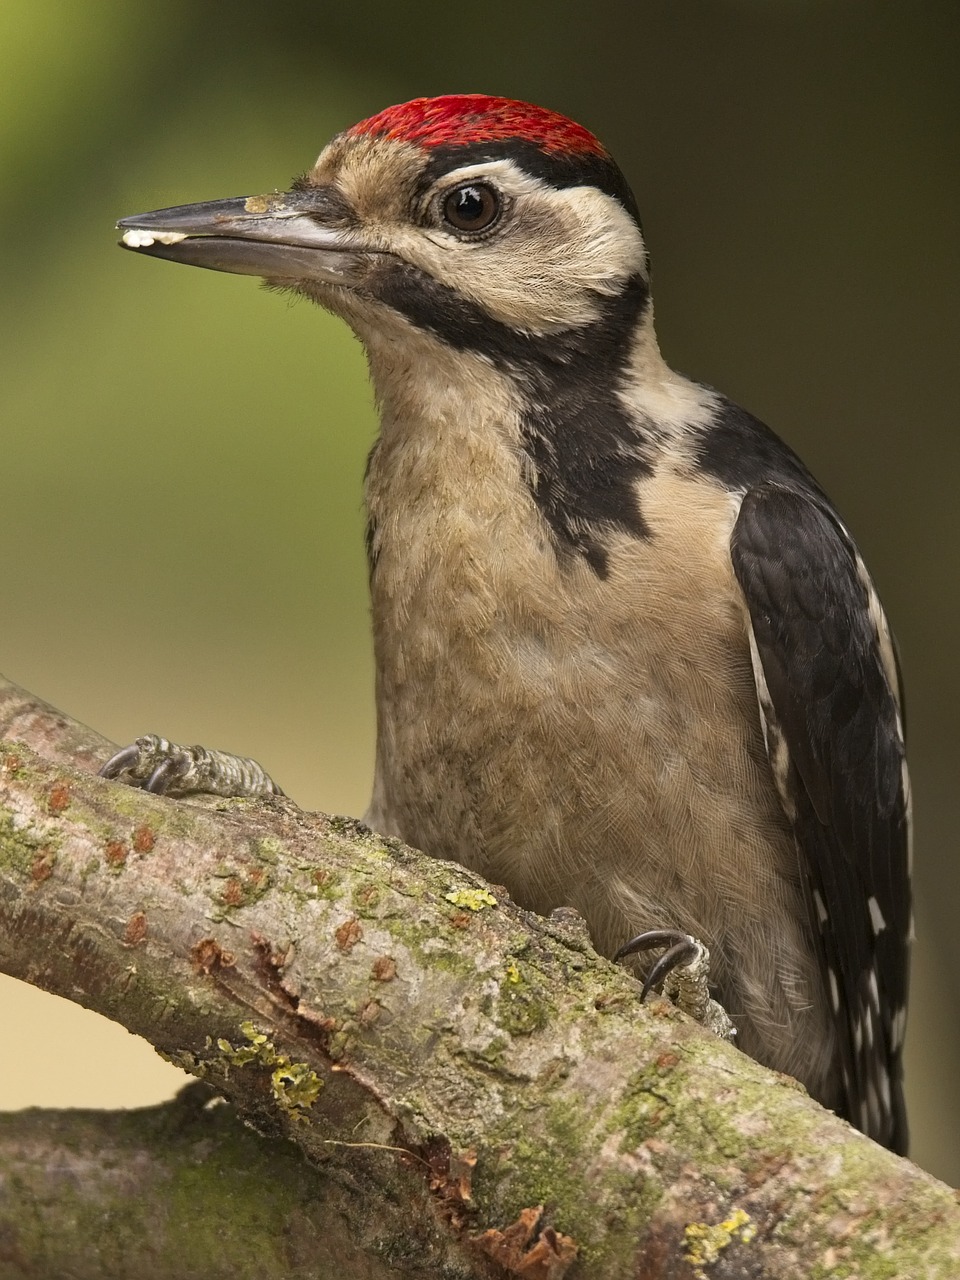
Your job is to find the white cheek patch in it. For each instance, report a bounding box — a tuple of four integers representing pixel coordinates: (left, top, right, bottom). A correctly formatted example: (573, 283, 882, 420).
(550, 185, 648, 289)
(122, 229, 189, 248)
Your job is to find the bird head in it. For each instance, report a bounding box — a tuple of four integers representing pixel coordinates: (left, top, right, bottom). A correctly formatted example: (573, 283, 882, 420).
(118, 95, 652, 357)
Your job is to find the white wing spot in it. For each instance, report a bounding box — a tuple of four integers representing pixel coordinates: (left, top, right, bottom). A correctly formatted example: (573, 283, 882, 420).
(877, 1064, 892, 1112)
(868, 969, 880, 1009)
(745, 621, 796, 820)
(866, 1078, 882, 1133)
(813, 890, 828, 926)
(867, 896, 886, 935)
(828, 968, 840, 1013)
(854, 553, 901, 727)
(903, 760, 914, 876)
(891, 1004, 908, 1051)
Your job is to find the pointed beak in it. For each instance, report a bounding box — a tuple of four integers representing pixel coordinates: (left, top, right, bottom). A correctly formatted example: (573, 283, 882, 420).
(116, 186, 369, 285)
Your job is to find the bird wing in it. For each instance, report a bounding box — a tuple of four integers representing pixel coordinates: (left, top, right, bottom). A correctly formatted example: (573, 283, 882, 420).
(730, 483, 911, 1151)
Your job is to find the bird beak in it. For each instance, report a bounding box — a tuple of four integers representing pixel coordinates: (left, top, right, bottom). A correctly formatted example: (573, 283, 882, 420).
(116, 188, 369, 285)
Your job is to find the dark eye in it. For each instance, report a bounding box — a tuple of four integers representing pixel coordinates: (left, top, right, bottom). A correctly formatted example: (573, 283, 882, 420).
(442, 182, 502, 234)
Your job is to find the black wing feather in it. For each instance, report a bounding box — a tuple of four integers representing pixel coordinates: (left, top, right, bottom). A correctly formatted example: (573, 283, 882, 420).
(731, 483, 910, 1152)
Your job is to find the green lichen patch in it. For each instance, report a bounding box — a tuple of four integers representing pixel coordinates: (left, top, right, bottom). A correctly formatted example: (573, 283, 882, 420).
(353, 881, 383, 913)
(216, 1021, 322, 1115)
(377, 911, 485, 980)
(614, 1060, 682, 1152)
(458, 1035, 509, 1070)
(252, 835, 284, 864)
(684, 1208, 756, 1278)
(271, 1061, 324, 1110)
(0, 804, 59, 879)
(497, 966, 550, 1037)
(217, 1022, 272, 1067)
(444, 886, 497, 912)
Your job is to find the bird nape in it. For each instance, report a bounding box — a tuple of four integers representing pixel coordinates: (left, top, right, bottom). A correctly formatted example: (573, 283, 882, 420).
(104, 94, 911, 1153)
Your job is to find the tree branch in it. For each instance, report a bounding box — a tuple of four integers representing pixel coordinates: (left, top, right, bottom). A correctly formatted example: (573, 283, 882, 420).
(0, 673, 957, 1279)
(0, 1085, 398, 1280)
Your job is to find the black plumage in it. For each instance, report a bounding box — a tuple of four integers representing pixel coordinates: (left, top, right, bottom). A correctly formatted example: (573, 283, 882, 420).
(731, 484, 910, 1151)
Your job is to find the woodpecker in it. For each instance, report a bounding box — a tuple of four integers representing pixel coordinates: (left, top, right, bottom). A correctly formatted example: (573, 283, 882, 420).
(104, 94, 911, 1152)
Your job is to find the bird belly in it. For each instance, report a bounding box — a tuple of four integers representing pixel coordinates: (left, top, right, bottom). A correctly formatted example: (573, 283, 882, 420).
(365, 464, 836, 1097)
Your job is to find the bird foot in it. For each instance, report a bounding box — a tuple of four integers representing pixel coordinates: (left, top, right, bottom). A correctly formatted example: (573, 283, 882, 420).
(99, 734, 284, 799)
(615, 928, 736, 1043)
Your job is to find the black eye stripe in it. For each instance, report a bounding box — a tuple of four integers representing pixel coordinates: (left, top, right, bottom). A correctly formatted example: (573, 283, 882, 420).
(442, 182, 501, 233)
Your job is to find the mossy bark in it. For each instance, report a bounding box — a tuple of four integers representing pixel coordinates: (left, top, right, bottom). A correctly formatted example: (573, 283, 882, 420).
(0, 1085, 398, 1280)
(0, 673, 957, 1280)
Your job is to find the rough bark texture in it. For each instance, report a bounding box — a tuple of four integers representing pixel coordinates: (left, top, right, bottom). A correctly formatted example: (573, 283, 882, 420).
(0, 673, 957, 1279)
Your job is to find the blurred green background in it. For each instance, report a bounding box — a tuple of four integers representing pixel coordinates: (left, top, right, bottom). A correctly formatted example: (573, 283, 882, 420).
(1, 0, 957, 1182)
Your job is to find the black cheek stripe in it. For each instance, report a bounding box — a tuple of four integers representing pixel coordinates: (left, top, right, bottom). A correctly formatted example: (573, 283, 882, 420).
(371, 261, 654, 577)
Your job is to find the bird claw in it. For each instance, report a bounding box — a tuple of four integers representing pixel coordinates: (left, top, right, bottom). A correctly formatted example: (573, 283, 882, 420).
(615, 928, 736, 1043)
(98, 734, 284, 799)
(99, 735, 192, 794)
